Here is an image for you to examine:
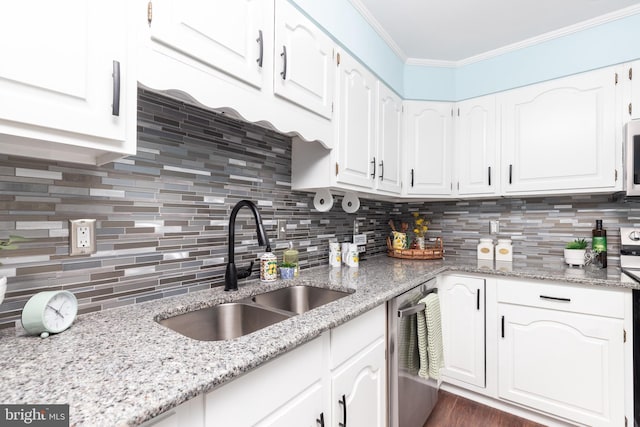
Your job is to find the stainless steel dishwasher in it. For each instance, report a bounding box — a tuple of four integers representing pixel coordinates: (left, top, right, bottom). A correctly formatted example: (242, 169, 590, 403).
(388, 279, 439, 427)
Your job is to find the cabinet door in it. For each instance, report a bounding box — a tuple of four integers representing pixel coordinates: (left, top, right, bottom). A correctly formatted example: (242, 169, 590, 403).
(404, 101, 453, 196)
(439, 276, 486, 388)
(631, 61, 640, 120)
(274, 0, 334, 119)
(498, 304, 625, 427)
(148, 0, 267, 89)
(331, 338, 386, 427)
(0, 0, 133, 161)
(256, 383, 324, 427)
(455, 96, 499, 196)
(141, 396, 204, 427)
(206, 337, 324, 426)
(376, 82, 403, 194)
(501, 68, 617, 194)
(335, 53, 377, 189)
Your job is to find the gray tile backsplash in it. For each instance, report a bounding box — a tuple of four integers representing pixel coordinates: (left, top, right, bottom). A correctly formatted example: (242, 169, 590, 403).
(0, 88, 638, 328)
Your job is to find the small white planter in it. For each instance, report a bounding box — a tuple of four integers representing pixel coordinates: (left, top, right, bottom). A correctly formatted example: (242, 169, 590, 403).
(564, 249, 586, 266)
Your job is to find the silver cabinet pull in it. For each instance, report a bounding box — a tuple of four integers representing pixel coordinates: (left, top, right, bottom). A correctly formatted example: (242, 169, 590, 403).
(280, 46, 287, 80)
(256, 30, 264, 68)
(398, 303, 425, 318)
(112, 60, 120, 116)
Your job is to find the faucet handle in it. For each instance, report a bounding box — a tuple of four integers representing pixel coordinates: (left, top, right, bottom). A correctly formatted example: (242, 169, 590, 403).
(237, 261, 255, 280)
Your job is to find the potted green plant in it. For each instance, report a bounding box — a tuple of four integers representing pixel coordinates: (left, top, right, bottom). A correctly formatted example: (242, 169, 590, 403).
(0, 235, 28, 305)
(279, 262, 296, 280)
(564, 238, 588, 266)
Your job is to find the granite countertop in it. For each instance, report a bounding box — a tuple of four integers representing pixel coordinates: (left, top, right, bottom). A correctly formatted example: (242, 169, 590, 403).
(0, 256, 636, 426)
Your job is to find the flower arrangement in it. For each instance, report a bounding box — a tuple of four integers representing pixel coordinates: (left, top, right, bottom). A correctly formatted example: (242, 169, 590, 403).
(412, 212, 429, 238)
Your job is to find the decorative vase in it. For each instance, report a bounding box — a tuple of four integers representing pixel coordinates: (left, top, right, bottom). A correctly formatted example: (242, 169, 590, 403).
(280, 267, 295, 280)
(416, 236, 425, 250)
(564, 249, 586, 266)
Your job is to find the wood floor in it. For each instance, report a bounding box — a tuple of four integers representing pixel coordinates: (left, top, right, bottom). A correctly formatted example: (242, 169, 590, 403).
(423, 391, 546, 427)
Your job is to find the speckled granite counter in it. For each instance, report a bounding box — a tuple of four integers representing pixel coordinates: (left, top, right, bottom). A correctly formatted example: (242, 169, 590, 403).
(0, 256, 637, 426)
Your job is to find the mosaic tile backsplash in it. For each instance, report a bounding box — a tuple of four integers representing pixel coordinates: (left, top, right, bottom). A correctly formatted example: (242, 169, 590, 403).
(1, 88, 639, 329)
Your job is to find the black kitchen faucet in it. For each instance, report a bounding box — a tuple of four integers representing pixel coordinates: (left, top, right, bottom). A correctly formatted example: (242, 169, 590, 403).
(224, 200, 271, 291)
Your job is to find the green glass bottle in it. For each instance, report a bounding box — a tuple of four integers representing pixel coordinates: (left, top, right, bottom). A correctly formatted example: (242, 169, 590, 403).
(592, 219, 607, 268)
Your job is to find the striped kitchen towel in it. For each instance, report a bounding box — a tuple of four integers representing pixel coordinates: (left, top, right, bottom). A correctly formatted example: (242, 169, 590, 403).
(417, 292, 444, 379)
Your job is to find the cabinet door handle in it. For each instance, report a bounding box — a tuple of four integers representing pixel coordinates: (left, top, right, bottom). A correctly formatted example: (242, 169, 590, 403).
(501, 315, 505, 338)
(539, 295, 571, 302)
(280, 46, 287, 80)
(256, 30, 264, 68)
(338, 394, 347, 427)
(371, 157, 376, 179)
(316, 412, 325, 427)
(112, 60, 121, 117)
(488, 166, 492, 186)
(508, 164, 513, 184)
(379, 160, 384, 180)
(476, 289, 480, 310)
(411, 168, 414, 187)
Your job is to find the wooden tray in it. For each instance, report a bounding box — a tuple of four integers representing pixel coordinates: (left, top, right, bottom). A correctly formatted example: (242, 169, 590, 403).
(387, 236, 443, 260)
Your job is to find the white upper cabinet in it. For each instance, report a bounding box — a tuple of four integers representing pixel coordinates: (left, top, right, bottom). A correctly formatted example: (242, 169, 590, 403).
(0, 0, 136, 165)
(454, 95, 499, 196)
(500, 68, 619, 195)
(141, 0, 335, 148)
(148, 0, 267, 89)
(274, 0, 335, 119)
(404, 101, 454, 196)
(335, 52, 377, 189)
(376, 82, 403, 194)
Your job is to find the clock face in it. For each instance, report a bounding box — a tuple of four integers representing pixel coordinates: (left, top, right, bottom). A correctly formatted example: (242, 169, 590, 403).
(42, 292, 77, 333)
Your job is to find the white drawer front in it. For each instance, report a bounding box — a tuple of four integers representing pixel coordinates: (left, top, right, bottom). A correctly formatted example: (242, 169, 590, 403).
(330, 304, 385, 369)
(497, 279, 626, 318)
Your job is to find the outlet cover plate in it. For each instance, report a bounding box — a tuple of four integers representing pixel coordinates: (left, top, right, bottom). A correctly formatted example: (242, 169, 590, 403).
(353, 234, 367, 245)
(69, 219, 97, 256)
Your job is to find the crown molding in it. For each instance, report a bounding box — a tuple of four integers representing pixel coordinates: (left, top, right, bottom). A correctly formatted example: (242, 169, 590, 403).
(348, 0, 408, 62)
(456, 3, 640, 66)
(349, 2, 640, 68)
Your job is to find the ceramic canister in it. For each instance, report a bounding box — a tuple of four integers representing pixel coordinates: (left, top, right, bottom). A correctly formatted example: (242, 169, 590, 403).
(329, 242, 341, 267)
(260, 251, 277, 282)
(346, 243, 359, 268)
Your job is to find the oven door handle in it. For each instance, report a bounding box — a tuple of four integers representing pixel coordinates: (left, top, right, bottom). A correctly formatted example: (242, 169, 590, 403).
(398, 303, 425, 318)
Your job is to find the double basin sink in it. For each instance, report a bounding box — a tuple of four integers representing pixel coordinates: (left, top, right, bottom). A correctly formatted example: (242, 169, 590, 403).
(158, 285, 352, 341)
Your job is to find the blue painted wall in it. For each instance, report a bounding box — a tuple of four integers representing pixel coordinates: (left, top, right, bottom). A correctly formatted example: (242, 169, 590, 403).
(291, 0, 640, 101)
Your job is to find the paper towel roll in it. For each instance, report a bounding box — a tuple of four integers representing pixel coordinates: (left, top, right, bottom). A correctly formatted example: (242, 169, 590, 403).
(341, 192, 360, 213)
(313, 189, 333, 212)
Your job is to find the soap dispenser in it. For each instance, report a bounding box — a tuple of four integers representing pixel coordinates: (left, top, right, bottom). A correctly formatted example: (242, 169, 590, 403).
(283, 241, 299, 277)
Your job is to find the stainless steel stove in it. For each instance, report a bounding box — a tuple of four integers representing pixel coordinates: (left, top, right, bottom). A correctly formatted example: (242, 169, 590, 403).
(620, 227, 640, 427)
(620, 227, 640, 283)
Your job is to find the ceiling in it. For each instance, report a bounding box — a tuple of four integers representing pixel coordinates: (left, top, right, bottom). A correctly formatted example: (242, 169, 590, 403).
(350, 0, 640, 64)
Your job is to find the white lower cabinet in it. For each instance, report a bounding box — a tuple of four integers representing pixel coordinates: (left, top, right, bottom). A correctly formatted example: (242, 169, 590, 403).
(329, 305, 387, 427)
(496, 279, 630, 427)
(145, 305, 386, 427)
(142, 395, 204, 427)
(439, 275, 486, 388)
(205, 336, 324, 426)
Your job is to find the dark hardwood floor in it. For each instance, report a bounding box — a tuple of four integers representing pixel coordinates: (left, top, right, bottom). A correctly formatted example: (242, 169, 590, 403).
(423, 391, 546, 427)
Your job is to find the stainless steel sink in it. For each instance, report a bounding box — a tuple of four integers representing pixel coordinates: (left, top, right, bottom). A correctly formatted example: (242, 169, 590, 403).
(252, 285, 351, 315)
(158, 302, 292, 341)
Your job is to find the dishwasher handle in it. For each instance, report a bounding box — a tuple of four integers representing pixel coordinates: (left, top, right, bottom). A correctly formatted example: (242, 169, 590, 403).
(398, 303, 425, 318)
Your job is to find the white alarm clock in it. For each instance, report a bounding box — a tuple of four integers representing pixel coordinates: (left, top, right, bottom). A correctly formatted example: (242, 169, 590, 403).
(21, 291, 78, 338)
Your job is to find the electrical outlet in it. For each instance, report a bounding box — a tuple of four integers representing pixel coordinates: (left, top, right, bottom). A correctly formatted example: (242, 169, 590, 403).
(353, 234, 367, 245)
(69, 219, 96, 256)
(490, 220, 500, 234)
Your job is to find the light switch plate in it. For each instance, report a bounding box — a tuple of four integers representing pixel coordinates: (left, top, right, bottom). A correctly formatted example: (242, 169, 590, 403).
(69, 219, 96, 256)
